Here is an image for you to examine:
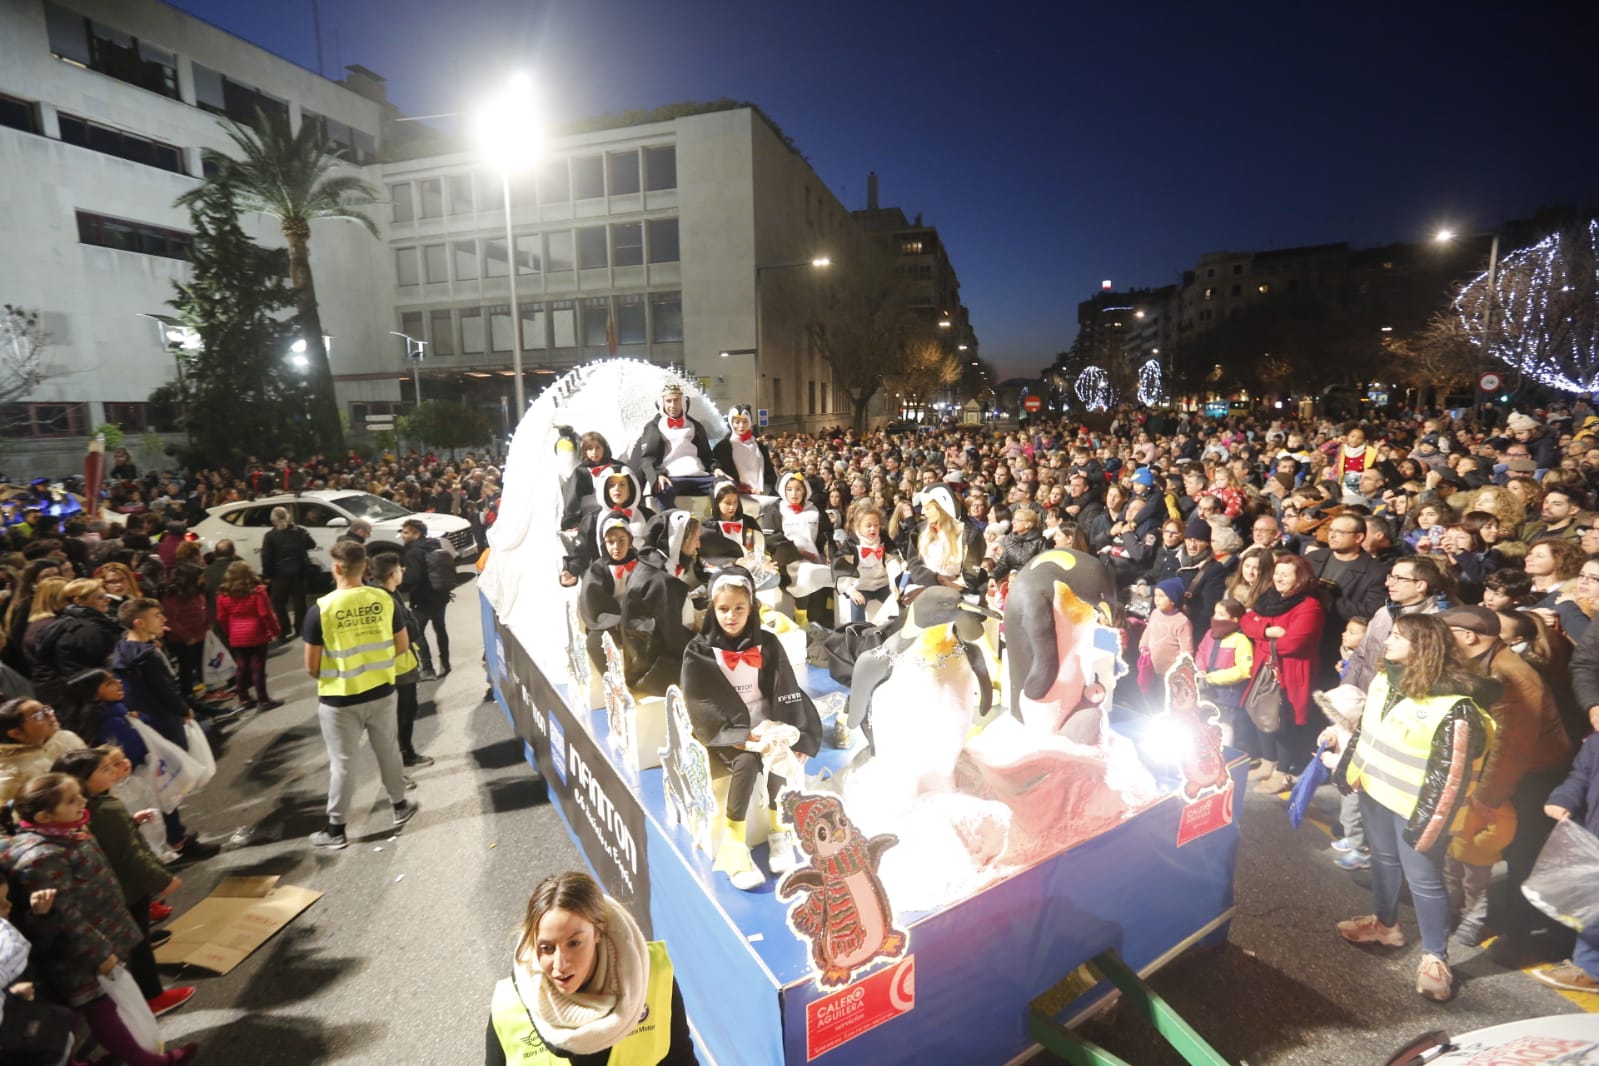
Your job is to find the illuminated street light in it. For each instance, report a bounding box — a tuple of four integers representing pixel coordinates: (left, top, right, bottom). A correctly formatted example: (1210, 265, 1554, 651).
(1435, 228, 1455, 243)
(811, 256, 831, 268)
(957, 344, 968, 351)
(475, 73, 541, 418)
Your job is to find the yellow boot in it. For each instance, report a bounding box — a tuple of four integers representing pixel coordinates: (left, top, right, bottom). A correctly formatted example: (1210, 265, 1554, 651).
(713, 818, 764, 890)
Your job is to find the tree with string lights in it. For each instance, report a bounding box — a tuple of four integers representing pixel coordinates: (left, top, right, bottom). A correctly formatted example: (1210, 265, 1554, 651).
(1454, 220, 1599, 393)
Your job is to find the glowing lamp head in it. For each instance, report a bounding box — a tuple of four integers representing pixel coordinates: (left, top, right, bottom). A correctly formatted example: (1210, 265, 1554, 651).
(475, 73, 541, 173)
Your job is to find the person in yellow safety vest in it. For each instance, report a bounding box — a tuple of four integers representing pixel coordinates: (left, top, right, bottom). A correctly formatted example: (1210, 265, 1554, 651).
(302, 540, 419, 851)
(1323, 614, 1494, 1004)
(486, 871, 697, 1066)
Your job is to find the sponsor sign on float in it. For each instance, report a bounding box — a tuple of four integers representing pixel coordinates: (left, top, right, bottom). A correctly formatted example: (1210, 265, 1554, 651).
(804, 956, 915, 1060)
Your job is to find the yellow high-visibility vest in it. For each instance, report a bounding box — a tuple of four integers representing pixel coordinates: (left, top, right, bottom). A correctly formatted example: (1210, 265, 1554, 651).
(490, 942, 675, 1066)
(1348, 671, 1493, 820)
(314, 585, 398, 698)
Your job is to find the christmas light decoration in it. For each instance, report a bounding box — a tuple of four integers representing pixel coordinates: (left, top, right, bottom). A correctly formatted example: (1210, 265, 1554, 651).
(1136, 359, 1165, 406)
(1074, 365, 1115, 411)
(1454, 219, 1599, 393)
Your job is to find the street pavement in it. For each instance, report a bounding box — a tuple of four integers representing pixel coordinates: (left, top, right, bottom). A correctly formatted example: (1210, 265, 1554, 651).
(153, 578, 1595, 1064)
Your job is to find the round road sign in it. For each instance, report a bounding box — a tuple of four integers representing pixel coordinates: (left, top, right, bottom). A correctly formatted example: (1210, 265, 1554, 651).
(1479, 372, 1501, 392)
(1023, 396, 1043, 413)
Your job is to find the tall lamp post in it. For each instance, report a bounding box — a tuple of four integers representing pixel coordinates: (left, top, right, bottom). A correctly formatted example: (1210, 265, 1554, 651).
(475, 74, 541, 420)
(389, 330, 428, 405)
(1437, 228, 1500, 422)
(752, 256, 830, 417)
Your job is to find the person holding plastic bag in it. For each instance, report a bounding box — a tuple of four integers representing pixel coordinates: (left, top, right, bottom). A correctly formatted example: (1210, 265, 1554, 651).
(1323, 614, 1495, 1003)
(1530, 730, 1599, 993)
(0, 878, 79, 1065)
(0, 773, 198, 1065)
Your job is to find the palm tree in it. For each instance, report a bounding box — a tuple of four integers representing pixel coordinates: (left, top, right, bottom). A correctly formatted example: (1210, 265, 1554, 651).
(177, 111, 378, 456)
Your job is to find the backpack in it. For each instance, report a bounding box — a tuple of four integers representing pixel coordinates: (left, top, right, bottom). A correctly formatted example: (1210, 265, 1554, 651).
(424, 541, 456, 597)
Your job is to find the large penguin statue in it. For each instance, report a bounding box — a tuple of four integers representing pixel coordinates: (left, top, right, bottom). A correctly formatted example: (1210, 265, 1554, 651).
(1003, 549, 1117, 743)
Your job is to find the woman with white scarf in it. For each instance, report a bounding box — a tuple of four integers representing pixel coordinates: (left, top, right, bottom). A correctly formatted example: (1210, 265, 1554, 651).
(486, 871, 697, 1065)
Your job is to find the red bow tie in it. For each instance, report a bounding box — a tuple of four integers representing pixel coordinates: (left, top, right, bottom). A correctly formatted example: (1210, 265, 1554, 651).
(720, 521, 743, 536)
(789, 503, 804, 514)
(720, 647, 762, 670)
(860, 545, 883, 560)
(737, 430, 754, 443)
(612, 561, 637, 578)
(666, 416, 685, 430)
(590, 465, 609, 476)
(613, 508, 632, 518)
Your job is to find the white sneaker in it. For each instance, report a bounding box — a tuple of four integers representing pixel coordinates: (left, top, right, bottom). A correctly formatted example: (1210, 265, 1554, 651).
(767, 830, 801, 874)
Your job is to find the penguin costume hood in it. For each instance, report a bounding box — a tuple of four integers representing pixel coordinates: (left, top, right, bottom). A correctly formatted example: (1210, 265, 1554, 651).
(620, 509, 701, 695)
(914, 483, 963, 523)
(576, 510, 638, 632)
(777, 470, 813, 509)
(702, 480, 757, 565)
(639, 508, 699, 576)
(711, 403, 778, 495)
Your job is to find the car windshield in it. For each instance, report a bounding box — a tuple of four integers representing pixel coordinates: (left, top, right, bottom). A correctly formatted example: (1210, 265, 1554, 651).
(330, 494, 413, 522)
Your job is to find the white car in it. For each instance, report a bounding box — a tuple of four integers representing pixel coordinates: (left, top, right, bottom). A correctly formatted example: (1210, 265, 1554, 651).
(190, 491, 477, 584)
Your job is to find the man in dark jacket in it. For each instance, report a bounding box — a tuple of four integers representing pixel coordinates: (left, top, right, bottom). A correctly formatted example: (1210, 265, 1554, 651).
(1309, 513, 1389, 682)
(261, 506, 316, 641)
(399, 518, 449, 679)
(1175, 515, 1228, 633)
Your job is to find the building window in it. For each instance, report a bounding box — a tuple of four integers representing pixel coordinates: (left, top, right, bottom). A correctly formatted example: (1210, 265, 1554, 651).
(572, 155, 604, 199)
(75, 210, 191, 260)
(582, 297, 610, 347)
(1205, 268, 1215, 279)
(461, 308, 485, 355)
(647, 218, 679, 263)
(539, 159, 570, 203)
(519, 302, 547, 349)
(1202, 288, 1214, 301)
(418, 178, 444, 219)
(447, 173, 473, 215)
(650, 291, 682, 343)
(546, 231, 574, 273)
(508, 172, 537, 209)
(389, 183, 414, 223)
(45, 3, 179, 99)
(550, 300, 577, 347)
(1232, 264, 1243, 275)
(400, 311, 423, 343)
(490, 305, 514, 352)
(427, 310, 454, 356)
(57, 113, 184, 174)
(423, 244, 448, 284)
(453, 240, 478, 281)
(808, 380, 816, 415)
(483, 237, 508, 279)
(1230, 284, 1241, 297)
(515, 234, 542, 275)
(644, 145, 676, 191)
(0, 93, 41, 135)
(608, 151, 640, 196)
(617, 294, 646, 345)
(772, 378, 783, 414)
(189, 62, 286, 135)
(301, 108, 363, 162)
(576, 226, 608, 270)
(821, 382, 830, 413)
(395, 248, 419, 286)
(103, 400, 181, 433)
(0, 401, 90, 439)
(612, 222, 643, 268)
(901, 240, 923, 255)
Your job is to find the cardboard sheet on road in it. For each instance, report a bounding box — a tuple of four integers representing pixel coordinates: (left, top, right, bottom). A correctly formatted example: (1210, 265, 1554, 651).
(153, 875, 322, 975)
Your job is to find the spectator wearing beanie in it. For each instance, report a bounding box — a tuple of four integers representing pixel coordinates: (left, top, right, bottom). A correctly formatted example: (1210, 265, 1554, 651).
(1177, 514, 1228, 632)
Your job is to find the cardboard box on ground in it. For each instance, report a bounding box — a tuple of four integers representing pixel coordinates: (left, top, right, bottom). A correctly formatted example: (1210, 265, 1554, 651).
(154, 876, 323, 975)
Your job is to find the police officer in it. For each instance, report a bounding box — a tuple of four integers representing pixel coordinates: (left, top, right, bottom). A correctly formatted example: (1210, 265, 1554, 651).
(303, 541, 418, 850)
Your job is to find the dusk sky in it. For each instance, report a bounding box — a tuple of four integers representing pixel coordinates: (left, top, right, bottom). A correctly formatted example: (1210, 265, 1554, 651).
(172, 0, 1599, 381)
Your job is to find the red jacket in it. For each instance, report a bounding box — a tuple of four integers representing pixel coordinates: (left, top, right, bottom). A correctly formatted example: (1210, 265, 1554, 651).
(1242, 595, 1325, 725)
(216, 586, 277, 648)
(160, 592, 208, 645)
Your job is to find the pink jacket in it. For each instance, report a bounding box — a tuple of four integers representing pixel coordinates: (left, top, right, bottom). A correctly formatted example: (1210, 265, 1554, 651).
(215, 586, 278, 648)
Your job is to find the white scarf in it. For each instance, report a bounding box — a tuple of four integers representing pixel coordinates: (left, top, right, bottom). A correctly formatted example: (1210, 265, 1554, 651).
(513, 895, 650, 1055)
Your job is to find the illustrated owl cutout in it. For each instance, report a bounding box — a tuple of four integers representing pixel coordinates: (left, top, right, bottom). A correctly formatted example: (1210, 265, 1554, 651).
(565, 599, 590, 693)
(599, 631, 637, 771)
(778, 791, 908, 989)
(1163, 653, 1230, 799)
(659, 685, 715, 856)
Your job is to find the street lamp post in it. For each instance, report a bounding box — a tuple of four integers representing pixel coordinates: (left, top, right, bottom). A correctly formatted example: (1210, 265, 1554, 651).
(475, 74, 540, 420)
(389, 330, 428, 405)
(1437, 228, 1501, 423)
(752, 256, 830, 420)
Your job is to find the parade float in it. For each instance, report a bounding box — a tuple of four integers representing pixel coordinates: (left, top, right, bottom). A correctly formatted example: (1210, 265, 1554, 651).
(479, 361, 1242, 1065)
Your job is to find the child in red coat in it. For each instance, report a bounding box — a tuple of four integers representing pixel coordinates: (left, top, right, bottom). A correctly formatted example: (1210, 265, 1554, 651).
(214, 561, 281, 710)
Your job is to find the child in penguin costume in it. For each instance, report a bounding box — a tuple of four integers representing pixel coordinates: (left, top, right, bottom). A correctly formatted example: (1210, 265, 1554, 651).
(559, 429, 617, 532)
(622, 509, 704, 696)
(710, 403, 778, 501)
(759, 471, 835, 623)
(699, 479, 762, 569)
(631, 381, 723, 509)
(681, 567, 823, 890)
(903, 483, 987, 595)
(563, 465, 652, 582)
(576, 511, 641, 674)
(831, 502, 902, 625)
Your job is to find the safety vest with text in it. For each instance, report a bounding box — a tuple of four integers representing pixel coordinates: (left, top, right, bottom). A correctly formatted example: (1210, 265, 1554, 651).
(314, 585, 398, 697)
(1347, 672, 1494, 820)
(490, 942, 675, 1066)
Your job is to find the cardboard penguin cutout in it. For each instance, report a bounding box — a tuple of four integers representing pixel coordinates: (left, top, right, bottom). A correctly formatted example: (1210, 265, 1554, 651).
(659, 684, 716, 856)
(599, 631, 638, 770)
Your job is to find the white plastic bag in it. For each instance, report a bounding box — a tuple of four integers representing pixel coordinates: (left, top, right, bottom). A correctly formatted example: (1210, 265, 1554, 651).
(202, 629, 236, 691)
(1522, 817, 1599, 933)
(112, 772, 179, 862)
(128, 718, 207, 811)
(181, 719, 217, 789)
(98, 964, 162, 1054)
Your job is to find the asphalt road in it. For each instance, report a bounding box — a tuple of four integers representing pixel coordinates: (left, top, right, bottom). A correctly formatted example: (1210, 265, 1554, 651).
(154, 579, 1595, 1064)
